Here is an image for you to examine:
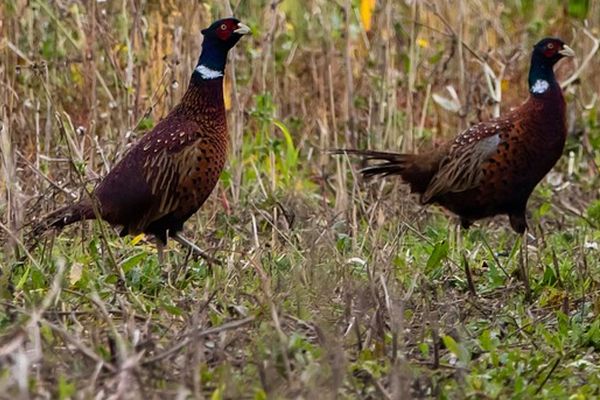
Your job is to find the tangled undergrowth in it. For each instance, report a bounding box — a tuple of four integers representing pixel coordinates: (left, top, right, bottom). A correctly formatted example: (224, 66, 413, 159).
(1, 0, 600, 398)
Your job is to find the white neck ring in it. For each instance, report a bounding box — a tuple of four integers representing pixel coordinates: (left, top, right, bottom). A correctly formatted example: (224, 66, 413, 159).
(195, 65, 223, 79)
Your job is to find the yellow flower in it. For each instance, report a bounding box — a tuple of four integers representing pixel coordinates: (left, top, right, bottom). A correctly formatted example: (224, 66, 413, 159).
(416, 38, 429, 48)
(130, 233, 145, 245)
(360, 0, 376, 32)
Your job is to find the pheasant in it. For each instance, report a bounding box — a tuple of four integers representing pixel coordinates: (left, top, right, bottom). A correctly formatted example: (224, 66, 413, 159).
(335, 38, 574, 233)
(34, 18, 251, 261)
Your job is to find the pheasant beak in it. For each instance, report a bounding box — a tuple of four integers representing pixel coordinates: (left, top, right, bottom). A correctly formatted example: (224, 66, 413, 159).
(234, 23, 251, 35)
(559, 44, 575, 58)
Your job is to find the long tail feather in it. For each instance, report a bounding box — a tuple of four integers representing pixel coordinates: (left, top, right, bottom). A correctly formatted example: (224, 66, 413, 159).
(32, 201, 96, 236)
(331, 148, 436, 195)
(330, 148, 414, 177)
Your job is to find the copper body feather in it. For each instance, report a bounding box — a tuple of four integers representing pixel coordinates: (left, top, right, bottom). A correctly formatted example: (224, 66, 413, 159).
(95, 80, 228, 242)
(336, 38, 573, 233)
(34, 18, 249, 246)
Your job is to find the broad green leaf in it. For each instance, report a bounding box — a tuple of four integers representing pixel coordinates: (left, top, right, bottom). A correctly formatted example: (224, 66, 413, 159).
(426, 240, 448, 275)
(567, 0, 589, 19)
(443, 335, 470, 364)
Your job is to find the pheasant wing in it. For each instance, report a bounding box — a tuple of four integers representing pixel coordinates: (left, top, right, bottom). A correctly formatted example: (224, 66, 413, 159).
(422, 119, 511, 203)
(140, 118, 225, 229)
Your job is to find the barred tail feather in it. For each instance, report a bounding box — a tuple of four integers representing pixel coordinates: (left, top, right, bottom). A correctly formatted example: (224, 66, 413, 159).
(330, 148, 414, 176)
(33, 201, 96, 236)
(331, 148, 435, 195)
(360, 164, 407, 178)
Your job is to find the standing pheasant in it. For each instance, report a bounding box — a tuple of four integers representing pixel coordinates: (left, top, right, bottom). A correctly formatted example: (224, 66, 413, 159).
(34, 18, 250, 260)
(335, 38, 574, 233)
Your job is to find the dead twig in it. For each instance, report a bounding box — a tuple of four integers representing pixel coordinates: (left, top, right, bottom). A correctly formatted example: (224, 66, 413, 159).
(561, 29, 599, 89)
(141, 316, 255, 365)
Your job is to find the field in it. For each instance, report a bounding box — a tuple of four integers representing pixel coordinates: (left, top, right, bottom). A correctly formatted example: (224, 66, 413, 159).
(1, 0, 600, 398)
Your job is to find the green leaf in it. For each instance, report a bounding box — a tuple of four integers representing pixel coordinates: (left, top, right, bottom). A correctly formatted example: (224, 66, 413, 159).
(121, 252, 147, 273)
(443, 335, 470, 364)
(31, 268, 46, 288)
(88, 238, 100, 260)
(273, 118, 299, 185)
(567, 0, 589, 19)
(254, 389, 268, 400)
(479, 329, 495, 352)
(586, 199, 600, 224)
(58, 375, 76, 399)
(426, 240, 448, 276)
(583, 319, 600, 349)
(443, 335, 459, 354)
(520, 0, 535, 16)
(15, 265, 30, 291)
(536, 202, 551, 218)
(541, 265, 557, 286)
(557, 311, 569, 337)
(40, 324, 54, 343)
(162, 302, 183, 316)
(418, 342, 430, 358)
(137, 116, 155, 131)
(336, 233, 351, 254)
(211, 384, 224, 400)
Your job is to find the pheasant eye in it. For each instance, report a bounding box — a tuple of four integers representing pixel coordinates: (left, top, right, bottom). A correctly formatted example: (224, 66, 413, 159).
(547, 43, 554, 49)
(220, 24, 228, 30)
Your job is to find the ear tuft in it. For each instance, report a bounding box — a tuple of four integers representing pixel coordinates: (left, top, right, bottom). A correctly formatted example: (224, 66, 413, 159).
(201, 28, 207, 35)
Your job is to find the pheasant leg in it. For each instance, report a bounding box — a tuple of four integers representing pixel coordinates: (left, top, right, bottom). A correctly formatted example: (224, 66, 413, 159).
(173, 232, 219, 265)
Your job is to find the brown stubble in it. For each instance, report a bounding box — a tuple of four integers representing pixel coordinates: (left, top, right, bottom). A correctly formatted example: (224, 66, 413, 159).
(1, 0, 599, 397)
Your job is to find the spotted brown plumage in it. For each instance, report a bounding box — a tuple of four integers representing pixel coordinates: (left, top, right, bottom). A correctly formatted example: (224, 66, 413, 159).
(334, 38, 574, 233)
(35, 18, 250, 256)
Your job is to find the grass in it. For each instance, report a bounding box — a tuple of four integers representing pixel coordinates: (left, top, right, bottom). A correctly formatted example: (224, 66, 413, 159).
(1, 0, 600, 398)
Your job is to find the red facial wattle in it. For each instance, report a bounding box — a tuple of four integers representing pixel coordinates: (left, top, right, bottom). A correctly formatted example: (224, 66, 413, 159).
(216, 22, 233, 40)
(544, 46, 557, 58)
